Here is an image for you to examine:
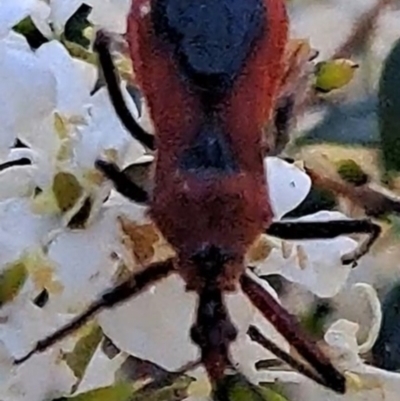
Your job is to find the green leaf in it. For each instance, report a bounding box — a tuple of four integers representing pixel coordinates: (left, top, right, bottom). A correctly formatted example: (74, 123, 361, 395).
(64, 324, 103, 383)
(214, 374, 289, 401)
(379, 38, 400, 174)
(0, 262, 28, 307)
(55, 382, 133, 401)
(258, 385, 289, 401)
(52, 172, 83, 212)
(131, 375, 193, 401)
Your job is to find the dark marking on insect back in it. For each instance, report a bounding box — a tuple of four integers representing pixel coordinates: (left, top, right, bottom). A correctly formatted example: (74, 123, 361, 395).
(152, 0, 266, 96)
(179, 121, 239, 175)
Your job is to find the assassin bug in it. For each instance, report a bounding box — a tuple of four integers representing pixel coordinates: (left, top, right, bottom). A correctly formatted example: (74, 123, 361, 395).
(14, 0, 382, 395)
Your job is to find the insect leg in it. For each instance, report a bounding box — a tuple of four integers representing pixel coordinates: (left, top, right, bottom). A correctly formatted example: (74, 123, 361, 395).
(190, 287, 237, 387)
(95, 159, 149, 204)
(240, 271, 346, 393)
(94, 30, 156, 151)
(13, 258, 175, 365)
(0, 157, 31, 172)
(266, 219, 381, 266)
(248, 325, 329, 388)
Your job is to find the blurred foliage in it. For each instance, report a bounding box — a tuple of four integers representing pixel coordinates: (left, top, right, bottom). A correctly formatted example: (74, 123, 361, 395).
(284, 186, 337, 218)
(336, 159, 369, 186)
(63, 4, 92, 48)
(215, 374, 288, 401)
(0, 262, 27, 307)
(130, 375, 193, 401)
(372, 282, 400, 371)
(299, 301, 332, 338)
(55, 383, 133, 401)
(13, 17, 48, 48)
(296, 96, 379, 147)
(378, 38, 400, 175)
(54, 375, 193, 401)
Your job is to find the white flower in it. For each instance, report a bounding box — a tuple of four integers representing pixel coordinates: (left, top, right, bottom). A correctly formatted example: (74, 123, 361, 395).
(0, 198, 57, 267)
(0, 294, 77, 401)
(35, 40, 95, 118)
(266, 157, 311, 220)
(0, 0, 50, 39)
(99, 271, 290, 380)
(254, 211, 358, 298)
(283, 285, 398, 401)
(0, 32, 57, 155)
(85, 0, 132, 34)
(74, 345, 127, 395)
(279, 283, 400, 401)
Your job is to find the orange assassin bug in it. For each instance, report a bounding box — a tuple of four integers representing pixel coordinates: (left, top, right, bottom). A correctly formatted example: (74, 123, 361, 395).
(14, 0, 381, 395)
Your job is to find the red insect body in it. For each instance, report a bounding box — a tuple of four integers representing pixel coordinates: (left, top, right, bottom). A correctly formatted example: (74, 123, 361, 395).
(127, 0, 289, 289)
(11, 2, 379, 393)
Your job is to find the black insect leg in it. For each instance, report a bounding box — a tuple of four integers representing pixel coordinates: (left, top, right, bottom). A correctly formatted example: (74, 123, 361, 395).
(95, 159, 149, 204)
(14, 258, 175, 365)
(94, 30, 156, 151)
(240, 271, 346, 394)
(190, 287, 237, 388)
(248, 325, 330, 388)
(0, 157, 31, 172)
(266, 219, 381, 266)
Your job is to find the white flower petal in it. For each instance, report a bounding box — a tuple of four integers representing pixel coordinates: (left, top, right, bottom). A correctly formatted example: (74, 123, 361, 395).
(257, 212, 358, 298)
(265, 157, 311, 219)
(0, 0, 41, 39)
(75, 85, 143, 168)
(0, 0, 52, 39)
(0, 166, 36, 201)
(331, 283, 382, 354)
(86, 0, 131, 34)
(35, 41, 92, 117)
(2, 31, 32, 52)
(0, 296, 76, 401)
(99, 273, 198, 370)
(324, 319, 363, 371)
(0, 199, 57, 267)
(50, 0, 84, 33)
(47, 211, 123, 311)
(0, 41, 56, 154)
(0, 350, 75, 401)
(73, 58, 98, 95)
(285, 317, 400, 401)
(75, 345, 126, 395)
(29, 0, 52, 38)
